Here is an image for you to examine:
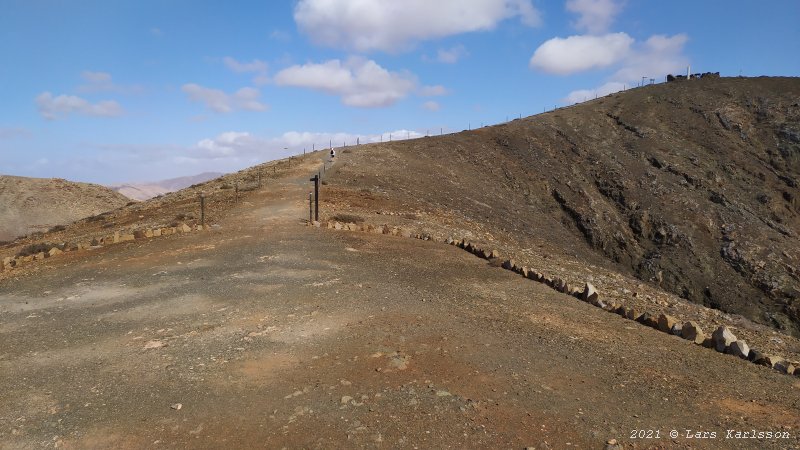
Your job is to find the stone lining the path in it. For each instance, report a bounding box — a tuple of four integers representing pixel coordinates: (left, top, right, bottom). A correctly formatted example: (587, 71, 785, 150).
(315, 219, 800, 378)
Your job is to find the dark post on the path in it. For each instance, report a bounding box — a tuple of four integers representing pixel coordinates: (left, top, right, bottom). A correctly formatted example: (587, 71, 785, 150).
(309, 174, 319, 221)
(199, 192, 206, 228)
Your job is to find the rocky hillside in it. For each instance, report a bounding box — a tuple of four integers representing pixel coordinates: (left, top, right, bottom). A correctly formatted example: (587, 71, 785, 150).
(0, 175, 130, 241)
(329, 76, 800, 336)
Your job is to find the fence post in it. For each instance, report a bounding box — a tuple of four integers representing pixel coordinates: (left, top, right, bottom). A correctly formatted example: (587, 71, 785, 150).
(309, 175, 319, 222)
(309, 192, 313, 222)
(199, 192, 205, 228)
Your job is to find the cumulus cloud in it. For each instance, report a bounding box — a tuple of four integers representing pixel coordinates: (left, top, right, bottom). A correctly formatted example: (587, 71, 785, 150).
(35, 92, 124, 120)
(181, 84, 268, 113)
(563, 33, 690, 104)
(294, 0, 541, 52)
(273, 57, 417, 108)
(566, 0, 623, 34)
(529, 32, 633, 75)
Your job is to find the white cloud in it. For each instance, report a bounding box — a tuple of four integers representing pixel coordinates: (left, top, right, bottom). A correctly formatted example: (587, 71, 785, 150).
(422, 101, 441, 111)
(529, 33, 633, 75)
(566, 0, 623, 34)
(436, 45, 469, 63)
(191, 129, 425, 161)
(611, 33, 689, 81)
(294, 0, 541, 52)
(563, 81, 626, 104)
(274, 57, 417, 108)
(181, 83, 268, 113)
(563, 33, 689, 104)
(35, 92, 124, 120)
(419, 85, 448, 96)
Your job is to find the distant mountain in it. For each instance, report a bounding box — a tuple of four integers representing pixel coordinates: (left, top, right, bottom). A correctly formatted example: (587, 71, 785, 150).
(0, 175, 130, 242)
(111, 172, 224, 201)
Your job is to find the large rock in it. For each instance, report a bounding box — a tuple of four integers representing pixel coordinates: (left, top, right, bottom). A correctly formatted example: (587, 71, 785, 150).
(333, 222, 343, 230)
(711, 326, 737, 353)
(681, 321, 705, 344)
(153, 228, 162, 236)
(490, 250, 501, 259)
(501, 259, 515, 270)
(726, 340, 750, 359)
(48, 247, 63, 257)
(180, 223, 192, 233)
(145, 228, 154, 238)
(657, 314, 678, 333)
(582, 282, 598, 303)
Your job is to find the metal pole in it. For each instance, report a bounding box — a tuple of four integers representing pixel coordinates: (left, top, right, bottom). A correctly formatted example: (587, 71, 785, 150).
(309, 192, 313, 222)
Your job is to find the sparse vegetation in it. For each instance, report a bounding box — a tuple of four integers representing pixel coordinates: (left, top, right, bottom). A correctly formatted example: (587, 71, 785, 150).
(48, 225, 66, 233)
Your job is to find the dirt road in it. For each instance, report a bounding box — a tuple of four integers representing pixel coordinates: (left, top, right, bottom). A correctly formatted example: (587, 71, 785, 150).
(1, 164, 798, 449)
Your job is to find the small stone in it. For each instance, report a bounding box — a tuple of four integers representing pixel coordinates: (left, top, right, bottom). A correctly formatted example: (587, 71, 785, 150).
(670, 323, 683, 335)
(501, 259, 515, 270)
(153, 228, 162, 236)
(170, 403, 182, 410)
(445, 237, 454, 245)
(179, 223, 192, 233)
(312, 221, 321, 228)
(145, 229, 154, 238)
(334, 222, 343, 230)
(657, 314, 678, 333)
(712, 326, 737, 353)
(727, 340, 750, 359)
(774, 360, 795, 375)
(144, 340, 166, 349)
(490, 250, 501, 259)
(625, 308, 643, 321)
(340, 396, 353, 404)
(48, 247, 63, 257)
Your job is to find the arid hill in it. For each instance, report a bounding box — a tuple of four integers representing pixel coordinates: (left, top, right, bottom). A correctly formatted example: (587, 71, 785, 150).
(0, 175, 130, 242)
(329, 76, 800, 336)
(111, 171, 224, 201)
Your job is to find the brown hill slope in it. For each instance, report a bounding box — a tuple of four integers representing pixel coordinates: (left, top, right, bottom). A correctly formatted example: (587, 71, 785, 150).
(0, 175, 130, 241)
(327, 76, 800, 336)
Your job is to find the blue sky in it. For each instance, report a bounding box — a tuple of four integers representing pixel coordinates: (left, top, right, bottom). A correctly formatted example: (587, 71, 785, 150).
(1, 0, 798, 184)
